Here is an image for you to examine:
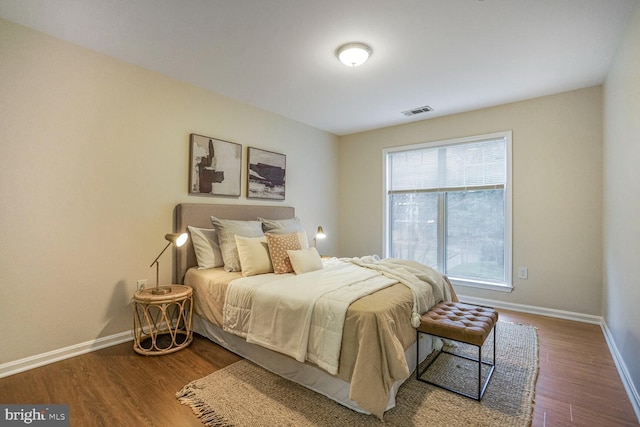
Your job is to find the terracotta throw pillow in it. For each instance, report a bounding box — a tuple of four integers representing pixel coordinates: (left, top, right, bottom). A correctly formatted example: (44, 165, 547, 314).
(266, 232, 302, 274)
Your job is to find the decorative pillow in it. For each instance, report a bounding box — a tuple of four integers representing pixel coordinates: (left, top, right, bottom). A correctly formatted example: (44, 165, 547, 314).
(187, 226, 224, 269)
(265, 232, 302, 274)
(235, 235, 273, 276)
(287, 247, 323, 275)
(210, 217, 264, 272)
(259, 217, 303, 235)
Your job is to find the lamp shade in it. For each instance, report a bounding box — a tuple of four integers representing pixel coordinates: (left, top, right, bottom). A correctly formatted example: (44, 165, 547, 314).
(336, 43, 371, 67)
(315, 226, 326, 239)
(165, 232, 188, 247)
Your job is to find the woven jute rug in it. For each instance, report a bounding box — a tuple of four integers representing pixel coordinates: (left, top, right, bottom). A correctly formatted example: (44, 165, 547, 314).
(177, 321, 538, 426)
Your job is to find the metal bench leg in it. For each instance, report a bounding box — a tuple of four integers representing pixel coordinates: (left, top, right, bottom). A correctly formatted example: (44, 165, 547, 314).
(478, 345, 482, 399)
(417, 325, 497, 401)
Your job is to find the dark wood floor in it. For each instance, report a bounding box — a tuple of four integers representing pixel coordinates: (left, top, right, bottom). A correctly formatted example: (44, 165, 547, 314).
(0, 310, 637, 426)
(498, 310, 638, 426)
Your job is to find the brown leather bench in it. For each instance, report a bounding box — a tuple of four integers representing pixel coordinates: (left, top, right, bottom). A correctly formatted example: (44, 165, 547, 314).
(416, 301, 498, 400)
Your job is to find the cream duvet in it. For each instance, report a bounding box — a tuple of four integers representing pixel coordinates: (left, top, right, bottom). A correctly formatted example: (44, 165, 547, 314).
(223, 260, 397, 374)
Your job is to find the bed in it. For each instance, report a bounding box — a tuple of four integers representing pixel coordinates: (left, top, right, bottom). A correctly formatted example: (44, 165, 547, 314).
(173, 203, 454, 419)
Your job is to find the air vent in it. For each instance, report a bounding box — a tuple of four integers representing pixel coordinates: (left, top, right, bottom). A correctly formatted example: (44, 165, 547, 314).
(401, 105, 433, 117)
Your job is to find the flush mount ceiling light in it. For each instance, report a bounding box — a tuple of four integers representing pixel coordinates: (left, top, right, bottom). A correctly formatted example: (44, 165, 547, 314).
(336, 43, 372, 67)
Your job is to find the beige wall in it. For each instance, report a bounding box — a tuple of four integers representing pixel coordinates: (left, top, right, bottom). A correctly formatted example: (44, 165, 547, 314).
(603, 0, 640, 405)
(0, 19, 339, 365)
(338, 86, 603, 316)
(3, 9, 637, 404)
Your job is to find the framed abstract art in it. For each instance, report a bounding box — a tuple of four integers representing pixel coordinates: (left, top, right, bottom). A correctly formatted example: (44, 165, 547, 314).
(189, 134, 242, 197)
(247, 147, 286, 200)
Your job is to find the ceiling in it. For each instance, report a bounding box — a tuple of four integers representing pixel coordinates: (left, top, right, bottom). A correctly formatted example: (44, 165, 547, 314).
(0, 0, 636, 135)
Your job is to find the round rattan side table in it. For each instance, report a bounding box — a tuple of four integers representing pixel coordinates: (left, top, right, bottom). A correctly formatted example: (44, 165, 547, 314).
(132, 284, 193, 355)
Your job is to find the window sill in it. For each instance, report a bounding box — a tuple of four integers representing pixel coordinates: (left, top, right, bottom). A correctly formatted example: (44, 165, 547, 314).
(448, 277, 513, 293)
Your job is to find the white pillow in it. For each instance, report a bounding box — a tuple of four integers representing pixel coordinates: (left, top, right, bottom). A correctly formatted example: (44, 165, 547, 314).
(187, 226, 224, 269)
(210, 217, 264, 272)
(287, 247, 323, 274)
(235, 235, 273, 277)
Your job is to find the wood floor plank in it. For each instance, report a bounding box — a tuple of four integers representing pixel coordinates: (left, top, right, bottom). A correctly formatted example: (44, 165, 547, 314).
(0, 310, 637, 426)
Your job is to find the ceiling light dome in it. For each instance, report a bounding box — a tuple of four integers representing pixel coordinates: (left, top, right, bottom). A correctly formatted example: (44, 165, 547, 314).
(336, 43, 372, 67)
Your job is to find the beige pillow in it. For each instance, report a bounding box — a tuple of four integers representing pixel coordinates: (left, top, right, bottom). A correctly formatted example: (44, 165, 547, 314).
(295, 231, 310, 250)
(287, 247, 323, 274)
(235, 235, 273, 277)
(265, 232, 302, 274)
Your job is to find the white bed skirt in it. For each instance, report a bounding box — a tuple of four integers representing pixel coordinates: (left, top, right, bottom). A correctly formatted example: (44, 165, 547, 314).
(193, 314, 433, 415)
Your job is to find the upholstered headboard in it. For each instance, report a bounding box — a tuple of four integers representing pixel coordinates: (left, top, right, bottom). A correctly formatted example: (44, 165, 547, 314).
(173, 203, 295, 283)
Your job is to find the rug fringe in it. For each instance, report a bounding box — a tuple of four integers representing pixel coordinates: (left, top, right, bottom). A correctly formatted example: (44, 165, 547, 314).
(177, 383, 235, 427)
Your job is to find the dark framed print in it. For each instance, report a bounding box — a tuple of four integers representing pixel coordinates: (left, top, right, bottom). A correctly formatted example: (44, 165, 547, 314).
(189, 134, 242, 197)
(247, 147, 286, 200)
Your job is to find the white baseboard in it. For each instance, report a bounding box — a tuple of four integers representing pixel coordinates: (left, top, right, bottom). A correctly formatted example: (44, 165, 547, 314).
(0, 331, 133, 379)
(601, 320, 640, 422)
(457, 294, 603, 324)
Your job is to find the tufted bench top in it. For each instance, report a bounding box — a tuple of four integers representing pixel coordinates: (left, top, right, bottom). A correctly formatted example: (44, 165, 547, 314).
(417, 301, 498, 347)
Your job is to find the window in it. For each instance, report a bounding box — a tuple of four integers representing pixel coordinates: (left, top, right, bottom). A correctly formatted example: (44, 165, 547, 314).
(384, 131, 512, 291)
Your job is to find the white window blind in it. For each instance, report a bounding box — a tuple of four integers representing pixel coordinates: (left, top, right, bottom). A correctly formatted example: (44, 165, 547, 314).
(388, 137, 506, 194)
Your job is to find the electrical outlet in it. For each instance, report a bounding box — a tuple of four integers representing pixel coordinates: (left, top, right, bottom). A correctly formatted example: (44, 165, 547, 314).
(136, 279, 147, 290)
(518, 268, 528, 280)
